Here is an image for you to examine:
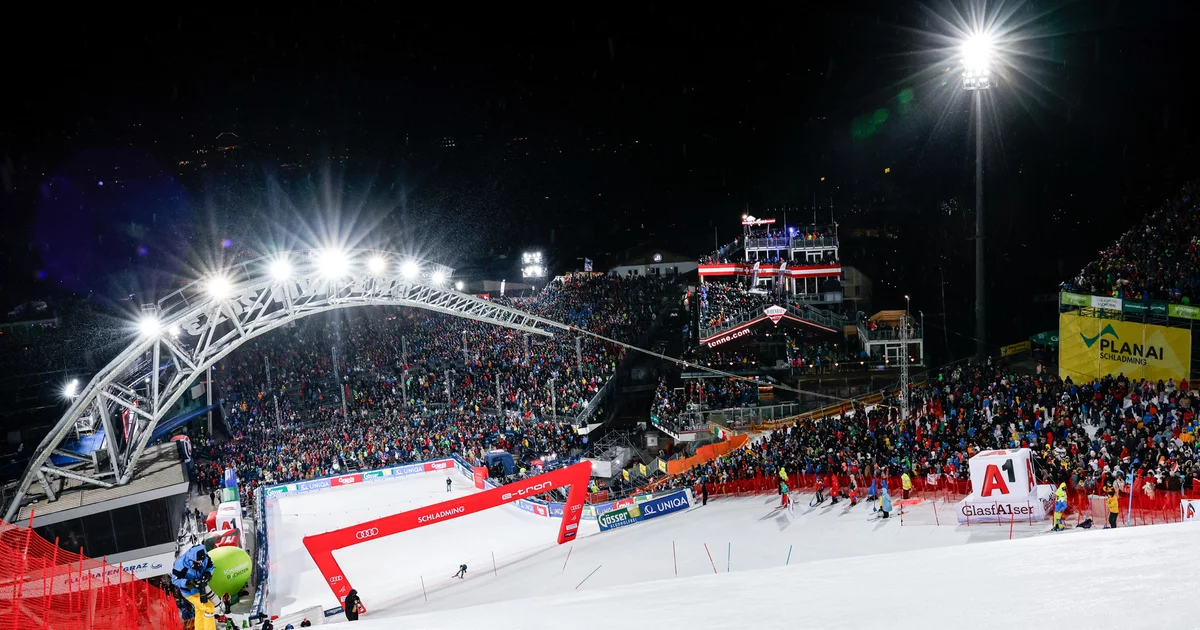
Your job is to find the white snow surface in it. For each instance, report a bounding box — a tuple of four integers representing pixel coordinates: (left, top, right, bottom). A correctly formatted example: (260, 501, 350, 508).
(269, 468, 1198, 628)
(345, 522, 1199, 629)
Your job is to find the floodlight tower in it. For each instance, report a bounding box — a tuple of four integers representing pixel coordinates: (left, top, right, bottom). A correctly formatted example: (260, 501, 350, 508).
(962, 33, 992, 361)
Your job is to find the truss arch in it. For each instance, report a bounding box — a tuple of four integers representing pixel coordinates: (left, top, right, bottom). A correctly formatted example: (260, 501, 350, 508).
(4, 249, 568, 521)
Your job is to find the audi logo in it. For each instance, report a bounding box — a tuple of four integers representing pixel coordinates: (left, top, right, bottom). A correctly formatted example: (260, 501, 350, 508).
(356, 528, 380, 539)
(329, 576, 343, 583)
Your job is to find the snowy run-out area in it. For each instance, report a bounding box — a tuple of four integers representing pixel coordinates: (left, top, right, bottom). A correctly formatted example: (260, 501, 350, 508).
(268, 465, 1198, 627)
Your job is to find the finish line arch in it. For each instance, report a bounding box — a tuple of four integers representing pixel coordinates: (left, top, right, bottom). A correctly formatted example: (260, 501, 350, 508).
(302, 461, 592, 611)
(4, 249, 569, 522)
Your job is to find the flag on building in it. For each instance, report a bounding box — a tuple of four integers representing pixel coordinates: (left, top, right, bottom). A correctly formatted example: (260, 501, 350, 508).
(584, 258, 593, 272)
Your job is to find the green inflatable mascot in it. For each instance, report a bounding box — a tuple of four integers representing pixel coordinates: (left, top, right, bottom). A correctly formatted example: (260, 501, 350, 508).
(207, 546, 252, 600)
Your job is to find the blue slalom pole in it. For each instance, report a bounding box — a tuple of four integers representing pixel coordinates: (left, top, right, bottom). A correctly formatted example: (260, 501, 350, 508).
(727, 543, 731, 572)
(785, 545, 792, 566)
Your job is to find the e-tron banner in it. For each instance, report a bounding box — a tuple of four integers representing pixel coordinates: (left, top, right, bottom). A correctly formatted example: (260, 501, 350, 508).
(1059, 312, 1191, 382)
(303, 461, 591, 611)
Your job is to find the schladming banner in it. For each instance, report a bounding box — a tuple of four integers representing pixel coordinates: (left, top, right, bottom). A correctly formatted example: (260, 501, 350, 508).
(1059, 313, 1191, 382)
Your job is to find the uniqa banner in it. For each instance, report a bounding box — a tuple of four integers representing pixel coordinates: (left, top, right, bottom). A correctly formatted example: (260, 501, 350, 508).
(638, 490, 690, 520)
(1058, 312, 1191, 382)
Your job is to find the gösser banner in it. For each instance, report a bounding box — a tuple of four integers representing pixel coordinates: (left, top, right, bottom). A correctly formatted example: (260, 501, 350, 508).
(1058, 312, 1191, 382)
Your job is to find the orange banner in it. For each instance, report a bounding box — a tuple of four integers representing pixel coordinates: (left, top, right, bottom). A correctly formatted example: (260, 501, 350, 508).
(666, 435, 749, 475)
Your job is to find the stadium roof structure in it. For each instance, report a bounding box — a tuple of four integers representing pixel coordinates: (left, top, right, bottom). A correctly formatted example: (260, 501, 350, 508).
(3, 248, 572, 522)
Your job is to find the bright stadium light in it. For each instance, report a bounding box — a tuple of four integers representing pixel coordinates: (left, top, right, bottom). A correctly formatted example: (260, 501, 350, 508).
(431, 270, 447, 285)
(401, 260, 420, 279)
(206, 275, 233, 300)
(367, 255, 387, 274)
(137, 314, 163, 338)
(961, 33, 994, 90)
(63, 379, 79, 399)
(269, 257, 293, 280)
(167, 324, 181, 337)
(316, 249, 350, 278)
(455, 280, 464, 291)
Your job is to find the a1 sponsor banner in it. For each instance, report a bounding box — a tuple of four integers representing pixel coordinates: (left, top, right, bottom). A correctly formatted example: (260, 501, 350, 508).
(1181, 499, 1200, 521)
(332, 474, 362, 487)
(1059, 313, 1191, 382)
(597, 506, 642, 532)
(473, 466, 488, 490)
(638, 490, 690, 520)
(1169, 304, 1200, 320)
(297, 479, 332, 493)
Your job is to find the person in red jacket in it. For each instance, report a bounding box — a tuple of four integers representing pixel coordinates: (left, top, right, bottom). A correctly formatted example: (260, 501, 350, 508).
(830, 475, 841, 505)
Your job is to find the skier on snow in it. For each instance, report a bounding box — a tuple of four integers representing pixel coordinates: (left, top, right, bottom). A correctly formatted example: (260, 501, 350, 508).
(778, 480, 790, 509)
(446, 477, 452, 492)
(830, 475, 840, 505)
(814, 476, 825, 504)
(454, 563, 468, 579)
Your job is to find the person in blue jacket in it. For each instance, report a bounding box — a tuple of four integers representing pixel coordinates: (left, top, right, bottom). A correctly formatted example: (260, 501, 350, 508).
(171, 545, 215, 630)
(879, 482, 893, 519)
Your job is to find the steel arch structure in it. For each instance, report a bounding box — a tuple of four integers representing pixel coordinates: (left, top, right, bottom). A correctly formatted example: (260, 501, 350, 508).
(3, 249, 568, 522)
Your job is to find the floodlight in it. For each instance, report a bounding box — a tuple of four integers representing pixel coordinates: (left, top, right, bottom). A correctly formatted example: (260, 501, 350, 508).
(269, 257, 293, 280)
(167, 324, 181, 337)
(316, 249, 349, 278)
(961, 33, 994, 90)
(138, 314, 163, 337)
(63, 379, 79, 399)
(961, 34, 993, 73)
(206, 275, 233, 300)
(455, 280, 465, 291)
(367, 255, 386, 274)
(431, 270, 447, 285)
(401, 260, 420, 279)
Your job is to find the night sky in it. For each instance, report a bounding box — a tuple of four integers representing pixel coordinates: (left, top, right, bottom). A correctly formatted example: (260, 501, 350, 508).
(1, 2, 1198, 360)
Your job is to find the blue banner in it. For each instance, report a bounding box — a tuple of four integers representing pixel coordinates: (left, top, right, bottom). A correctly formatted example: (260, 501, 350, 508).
(638, 490, 690, 521)
(296, 479, 331, 493)
(223, 467, 238, 489)
(548, 503, 564, 518)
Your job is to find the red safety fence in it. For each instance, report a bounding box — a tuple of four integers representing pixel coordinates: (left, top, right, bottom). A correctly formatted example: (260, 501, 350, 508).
(692, 472, 1200, 529)
(0, 517, 182, 630)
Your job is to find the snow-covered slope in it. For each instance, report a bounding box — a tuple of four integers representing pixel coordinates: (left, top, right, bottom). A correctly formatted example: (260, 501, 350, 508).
(341, 521, 1199, 629)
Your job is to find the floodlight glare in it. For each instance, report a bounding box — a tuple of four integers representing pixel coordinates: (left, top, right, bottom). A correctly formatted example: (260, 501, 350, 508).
(455, 280, 465, 291)
(961, 33, 994, 90)
(961, 34, 993, 73)
(269, 258, 293, 280)
(367, 255, 386, 274)
(401, 260, 420, 279)
(206, 275, 233, 300)
(167, 324, 181, 337)
(431, 270, 447, 285)
(137, 314, 163, 337)
(63, 379, 79, 399)
(316, 249, 350, 278)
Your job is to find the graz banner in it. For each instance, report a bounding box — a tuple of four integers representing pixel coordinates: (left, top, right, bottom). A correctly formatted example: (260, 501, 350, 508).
(1059, 313, 1191, 382)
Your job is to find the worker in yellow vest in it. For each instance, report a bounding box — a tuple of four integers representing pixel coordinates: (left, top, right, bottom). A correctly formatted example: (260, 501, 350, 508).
(901, 472, 912, 500)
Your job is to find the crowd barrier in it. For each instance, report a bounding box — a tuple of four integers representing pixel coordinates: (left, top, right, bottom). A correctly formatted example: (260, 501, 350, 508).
(690, 472, 1200, 529)
(0, 517, 182, 630)
(665, 435, 750, 476)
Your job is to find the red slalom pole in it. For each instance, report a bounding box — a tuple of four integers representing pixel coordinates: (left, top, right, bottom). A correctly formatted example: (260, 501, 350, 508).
(1009, 510, 1014, 540)
(704, 543, 717, 574)
(672, 541, 677, 576)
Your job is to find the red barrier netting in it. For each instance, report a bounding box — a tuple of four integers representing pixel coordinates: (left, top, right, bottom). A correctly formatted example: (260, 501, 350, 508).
(0, 518, 182, 630)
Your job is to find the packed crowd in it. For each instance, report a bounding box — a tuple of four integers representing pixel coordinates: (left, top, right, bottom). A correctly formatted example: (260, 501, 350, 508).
(651, 375, 760, 433)
(701, 240, 742, 265)
(675, 363, 1200, 503)
(698, 282, 775, 330)
(1069, 181, 1200, 303)
(785, 331, 858, 370)
(197, 275, 673, 498)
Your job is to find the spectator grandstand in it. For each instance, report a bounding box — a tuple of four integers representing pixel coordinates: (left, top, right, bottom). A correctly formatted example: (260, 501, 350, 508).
(1068, 182, 1200, 303)
(197, 274, 674, 503)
